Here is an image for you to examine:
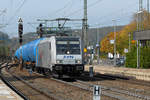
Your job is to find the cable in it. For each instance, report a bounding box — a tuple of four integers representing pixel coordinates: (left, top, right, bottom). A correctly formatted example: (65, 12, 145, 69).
(65, 0, 103, 17)
(0, 9, 6, 17)
(47, 0, 73, 18)
(90, 1, 139, 28)
(62, 0, 75, 18)
(89, 12, 136, 28)
(7, 0, 27, 25)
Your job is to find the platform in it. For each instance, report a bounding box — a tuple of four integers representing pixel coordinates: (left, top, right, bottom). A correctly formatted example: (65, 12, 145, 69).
(0, 79, 23, 100)
(85, 65, 150, 81)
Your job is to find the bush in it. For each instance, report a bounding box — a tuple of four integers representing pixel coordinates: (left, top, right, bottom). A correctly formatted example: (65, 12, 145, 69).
(0, 46, 10, 56)
(125, 46, 150, 68)
(125, 46, 137, 68)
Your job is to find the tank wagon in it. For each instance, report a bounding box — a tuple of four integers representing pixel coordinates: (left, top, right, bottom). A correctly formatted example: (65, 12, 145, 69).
(15, 36, 84, 77)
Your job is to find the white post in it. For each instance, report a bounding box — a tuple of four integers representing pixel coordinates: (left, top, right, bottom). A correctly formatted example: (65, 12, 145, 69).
(136, 10, 143, 68)
(93, 85, 101, 100)
(137, 40, 139, 68)
(97, 26, 100, 64)
(112, 20, 116, 66)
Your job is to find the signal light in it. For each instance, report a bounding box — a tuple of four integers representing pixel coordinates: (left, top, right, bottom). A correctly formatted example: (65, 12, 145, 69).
(18, 23, 23, 44)
(39, 23, 43, 38)
(131, 40, 136, 44)
(18, 23, 23, 34)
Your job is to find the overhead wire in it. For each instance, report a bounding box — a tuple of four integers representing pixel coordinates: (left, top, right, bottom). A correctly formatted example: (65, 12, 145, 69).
(89, 0, 139, 28)
(62, 0, 104, 28)
(0, 9, 6, 17)
(62, 0, 75, 18)
(64, 0, 138, 30)
(89, 12, 137, 28)
(47, 0, 73, 18)
(7, 0, 27, 25)
(65, 0, 103, 17)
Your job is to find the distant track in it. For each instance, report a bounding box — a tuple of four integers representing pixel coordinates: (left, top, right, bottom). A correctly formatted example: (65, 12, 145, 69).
(76, 79, 150, 100)
(76, 72, 150, 100)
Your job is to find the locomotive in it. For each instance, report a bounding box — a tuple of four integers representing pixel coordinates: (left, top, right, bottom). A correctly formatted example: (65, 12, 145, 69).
(14, 36, 84, 77)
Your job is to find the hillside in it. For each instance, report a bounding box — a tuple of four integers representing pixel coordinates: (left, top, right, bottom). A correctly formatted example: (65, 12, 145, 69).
(0, 31, 10, 45)
(8, 25, 124, 51)
(72, 26, 124, 45)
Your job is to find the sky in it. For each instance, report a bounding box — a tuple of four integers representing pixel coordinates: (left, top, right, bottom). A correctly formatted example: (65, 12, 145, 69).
(0, 0, 148, 37)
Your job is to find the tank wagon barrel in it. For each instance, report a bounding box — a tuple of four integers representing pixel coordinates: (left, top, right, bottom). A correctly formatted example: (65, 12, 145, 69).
(15, 38, 44, 62)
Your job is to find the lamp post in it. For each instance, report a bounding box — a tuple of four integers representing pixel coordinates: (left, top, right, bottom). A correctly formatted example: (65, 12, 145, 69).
(112, 19, 117, 66)
(129, 32, 131, 52)
(96, 26, 100, 64)
(136, 10, 143, 69)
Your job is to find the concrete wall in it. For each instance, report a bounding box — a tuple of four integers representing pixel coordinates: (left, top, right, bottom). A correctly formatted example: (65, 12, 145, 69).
(85, 65, 150, 81)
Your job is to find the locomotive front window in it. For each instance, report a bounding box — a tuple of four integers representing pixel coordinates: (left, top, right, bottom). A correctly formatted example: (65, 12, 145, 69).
(56, 41, 80, 54)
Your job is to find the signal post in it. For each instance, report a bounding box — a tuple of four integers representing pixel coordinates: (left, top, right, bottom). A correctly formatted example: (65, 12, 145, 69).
(18, 18, 23, 70)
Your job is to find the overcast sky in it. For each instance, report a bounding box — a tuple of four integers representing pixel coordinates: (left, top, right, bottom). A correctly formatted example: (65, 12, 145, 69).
(0, 0, 148, 37)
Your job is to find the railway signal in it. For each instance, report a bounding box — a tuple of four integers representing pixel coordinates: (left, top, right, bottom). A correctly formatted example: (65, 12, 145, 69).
(18, 18, 23, 44)
(18, 18, 23, 70)
(39, 23, 43, 38)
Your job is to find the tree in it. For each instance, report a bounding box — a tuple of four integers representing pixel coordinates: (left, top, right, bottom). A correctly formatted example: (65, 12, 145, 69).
(100, 10, 150, 56)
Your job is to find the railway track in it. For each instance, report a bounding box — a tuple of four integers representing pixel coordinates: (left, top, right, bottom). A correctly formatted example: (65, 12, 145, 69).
(83, 71, 150, 90)
(75, 79, 150, 100)
(0, 58, 150, 100)
(76, 73, 150, 100)
(33, 71, 150, 100)
(0, 62, 29, 100)
(0, 62, 63, 100)
(93, 72, 150, 87)
(10, 66, 117, 100)
(92, 72, 150, 96)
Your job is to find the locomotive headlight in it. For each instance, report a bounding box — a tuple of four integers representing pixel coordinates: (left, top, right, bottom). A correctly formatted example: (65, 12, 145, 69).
(76, 60, 81, 64)
(57, 60, 62, 64)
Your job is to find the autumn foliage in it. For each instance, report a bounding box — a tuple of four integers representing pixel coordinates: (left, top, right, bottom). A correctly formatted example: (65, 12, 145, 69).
(100, 10, 150, 55)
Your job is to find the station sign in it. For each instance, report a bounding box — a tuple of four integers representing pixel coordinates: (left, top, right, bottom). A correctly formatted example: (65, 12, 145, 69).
(110, 40, 114, 44)
(124, 48, 128, 53)
(18, 18, 23, 23)
(96, 44, 99, 47)
(93, 85, 101, 100)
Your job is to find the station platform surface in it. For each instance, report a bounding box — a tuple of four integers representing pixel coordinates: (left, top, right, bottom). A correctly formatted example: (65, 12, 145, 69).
(85, 65, 150, 81)
(0, 79, 23, 100)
